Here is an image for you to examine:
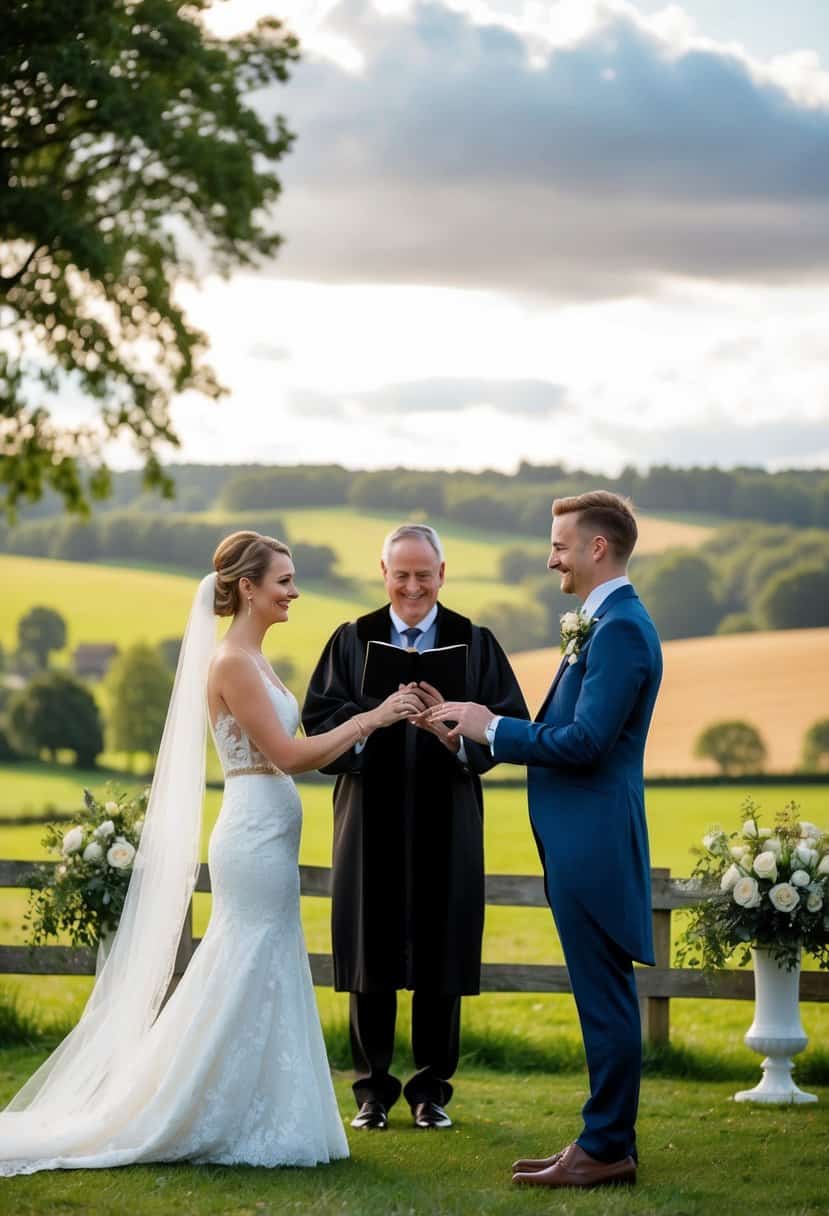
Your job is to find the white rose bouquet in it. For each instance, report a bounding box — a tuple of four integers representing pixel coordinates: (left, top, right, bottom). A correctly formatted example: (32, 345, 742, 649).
(25, 786, 148, 950)
(677, 799, 829, 972)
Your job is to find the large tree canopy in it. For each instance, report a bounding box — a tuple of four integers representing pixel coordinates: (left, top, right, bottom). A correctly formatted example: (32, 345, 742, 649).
(0, 0, 298, 515)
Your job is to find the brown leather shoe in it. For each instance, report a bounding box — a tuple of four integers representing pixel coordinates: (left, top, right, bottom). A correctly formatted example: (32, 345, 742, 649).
(513, 1142, 636, 1189)
(511, 1148, 566, 1174)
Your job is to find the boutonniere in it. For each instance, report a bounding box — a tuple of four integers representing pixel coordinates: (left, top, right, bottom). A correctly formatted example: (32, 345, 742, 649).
(559, 610, 595, 665)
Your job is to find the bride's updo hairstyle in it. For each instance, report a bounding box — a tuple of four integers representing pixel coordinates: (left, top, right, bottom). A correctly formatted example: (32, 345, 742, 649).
(212, 531, 292, 617)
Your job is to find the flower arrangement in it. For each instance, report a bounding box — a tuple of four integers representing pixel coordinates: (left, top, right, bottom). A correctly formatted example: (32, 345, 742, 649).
(559, 610, 594, 665)
(25, 786, 147, 949)
(677, 800, 829, 972)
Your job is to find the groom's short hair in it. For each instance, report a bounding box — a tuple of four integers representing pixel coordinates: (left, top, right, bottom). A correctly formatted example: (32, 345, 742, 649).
(553, 491, 638, 562)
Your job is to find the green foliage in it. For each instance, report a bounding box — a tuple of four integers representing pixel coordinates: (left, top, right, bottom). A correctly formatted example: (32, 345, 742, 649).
(16, 605, 66, 670)
(498, 546, 545, 583)
(716, 611, 757, 635)
(0, 1, 298, 516)
(156, 636, 182, 672)
(758, 562, 829, 629)
(694, 720, 767, 776)
(220, 466, 352, 510)
(477, 601, 549, 653)
(25, 785, 147, 948)
(639, 551, 722, 640)
(676, 800, 829, 972)
(106, 642, 172, 762)
(802, 719, 829, 772)
(7, 671, 103, 765)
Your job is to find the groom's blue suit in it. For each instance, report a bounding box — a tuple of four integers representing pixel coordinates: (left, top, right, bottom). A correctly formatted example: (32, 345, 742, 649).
(493, 584, 662, 1163)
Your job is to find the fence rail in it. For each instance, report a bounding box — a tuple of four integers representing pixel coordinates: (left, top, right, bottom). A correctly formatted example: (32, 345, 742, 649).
(2, 861, 827, 1046)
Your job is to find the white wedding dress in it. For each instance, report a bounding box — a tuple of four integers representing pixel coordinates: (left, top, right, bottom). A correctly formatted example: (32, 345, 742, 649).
(0, 671, 349, 1174)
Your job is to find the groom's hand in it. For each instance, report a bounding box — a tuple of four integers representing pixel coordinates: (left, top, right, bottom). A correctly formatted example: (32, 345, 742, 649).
(408, 681, 460, 753)
(429, 701, 493, 744)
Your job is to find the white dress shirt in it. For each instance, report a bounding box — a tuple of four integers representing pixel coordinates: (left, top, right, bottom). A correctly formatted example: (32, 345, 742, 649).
(485, 575, 632, 751)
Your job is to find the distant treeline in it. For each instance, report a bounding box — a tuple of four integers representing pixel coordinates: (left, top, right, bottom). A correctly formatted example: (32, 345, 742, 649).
(15, 461, 829, 530)
(483, 523, 829, 650)
(0, 512, 338, 579)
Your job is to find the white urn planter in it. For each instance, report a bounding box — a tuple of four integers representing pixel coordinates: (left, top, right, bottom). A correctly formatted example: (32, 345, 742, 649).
(734, 947, 817, 1105)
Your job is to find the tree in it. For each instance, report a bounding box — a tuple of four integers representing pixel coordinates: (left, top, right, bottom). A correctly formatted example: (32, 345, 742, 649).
(758, 563, 829, 630)
(17, 605, 67, 669)
(694, 720, 767, 776)
(801, 719, 829, 772)
(716, 612, 757, 635)
(1, 2, 298, 515)
(7, 671, 104, 765)
(157, 636, 182, 672)
(478, 601, 549, 654)
(107, 642, 173, 767)
(638, 552, 722, 641)
(499, 547, 545, 583)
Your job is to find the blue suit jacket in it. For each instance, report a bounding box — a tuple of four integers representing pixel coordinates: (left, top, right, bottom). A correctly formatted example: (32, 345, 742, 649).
(493, 585, 662, 964)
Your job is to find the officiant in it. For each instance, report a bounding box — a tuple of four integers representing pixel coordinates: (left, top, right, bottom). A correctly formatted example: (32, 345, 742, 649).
(303, 523, 528, 1131)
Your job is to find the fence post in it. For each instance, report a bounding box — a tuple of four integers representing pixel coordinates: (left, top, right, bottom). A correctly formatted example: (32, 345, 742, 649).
(641, 867, 671, 1046)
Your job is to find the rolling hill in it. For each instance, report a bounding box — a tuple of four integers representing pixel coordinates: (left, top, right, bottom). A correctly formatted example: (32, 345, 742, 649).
(510, 628, 829, 776)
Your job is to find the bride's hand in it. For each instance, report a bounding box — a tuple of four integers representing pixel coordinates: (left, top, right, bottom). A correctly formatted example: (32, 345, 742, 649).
(370, 683, 429, 729)
(408, 681, 460, 753)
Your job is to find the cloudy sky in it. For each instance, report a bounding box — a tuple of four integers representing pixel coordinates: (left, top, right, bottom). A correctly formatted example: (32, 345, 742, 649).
(147, 1, 829, 472)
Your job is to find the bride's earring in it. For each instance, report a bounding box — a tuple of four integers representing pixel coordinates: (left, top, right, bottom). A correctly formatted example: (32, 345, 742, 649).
(247, 597, 253, 617)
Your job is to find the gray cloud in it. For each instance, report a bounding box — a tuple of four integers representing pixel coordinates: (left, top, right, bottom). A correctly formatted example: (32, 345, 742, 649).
(595, 416, 829, 467)
(257, 0, 829, 298)
(289, 377, 567, 417)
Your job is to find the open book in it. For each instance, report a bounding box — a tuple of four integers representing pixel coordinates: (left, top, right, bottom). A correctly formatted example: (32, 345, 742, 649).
(360, 641, 468, 703)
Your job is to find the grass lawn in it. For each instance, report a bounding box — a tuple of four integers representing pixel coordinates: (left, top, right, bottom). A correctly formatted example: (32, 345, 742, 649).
(0, 1056, 825, 1215)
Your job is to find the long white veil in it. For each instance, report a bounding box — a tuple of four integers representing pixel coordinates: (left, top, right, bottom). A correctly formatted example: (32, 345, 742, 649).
(5, 573, 216, 1118)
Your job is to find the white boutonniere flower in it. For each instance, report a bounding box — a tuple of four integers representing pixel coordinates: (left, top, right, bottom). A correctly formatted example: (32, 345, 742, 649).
(559, 610, 595, 666)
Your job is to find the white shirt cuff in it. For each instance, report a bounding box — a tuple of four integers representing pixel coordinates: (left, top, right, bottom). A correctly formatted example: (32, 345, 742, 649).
(485, 715, 502, 756)
(354, 739, 366, 755)
(456, 739, 468, 765)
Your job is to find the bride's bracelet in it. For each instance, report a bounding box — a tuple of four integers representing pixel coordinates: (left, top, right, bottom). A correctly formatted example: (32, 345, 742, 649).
(352, 714, 370, 744)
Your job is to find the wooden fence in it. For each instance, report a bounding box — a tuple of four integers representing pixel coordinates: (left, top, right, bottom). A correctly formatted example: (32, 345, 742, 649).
(1, 862, 827, 1046)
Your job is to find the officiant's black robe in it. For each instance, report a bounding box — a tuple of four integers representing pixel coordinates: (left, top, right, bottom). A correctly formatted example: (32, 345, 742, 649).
(302, 603, 529, 995)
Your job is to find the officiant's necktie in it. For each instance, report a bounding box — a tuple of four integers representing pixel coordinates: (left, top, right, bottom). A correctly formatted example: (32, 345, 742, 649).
(402, 627, 421, 651)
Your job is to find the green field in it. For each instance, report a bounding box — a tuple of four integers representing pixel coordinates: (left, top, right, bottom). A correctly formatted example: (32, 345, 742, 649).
(2, 772, 827, 1075)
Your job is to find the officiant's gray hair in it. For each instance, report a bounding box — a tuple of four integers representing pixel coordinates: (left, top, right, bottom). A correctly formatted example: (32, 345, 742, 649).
(382, 524, 444, 566)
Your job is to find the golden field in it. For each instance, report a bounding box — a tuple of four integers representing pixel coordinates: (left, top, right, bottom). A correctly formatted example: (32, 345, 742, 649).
(511, 627, 829, 775)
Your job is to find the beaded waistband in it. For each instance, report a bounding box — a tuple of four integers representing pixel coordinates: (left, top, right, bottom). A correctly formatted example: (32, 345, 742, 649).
(225, 764, 285, 778)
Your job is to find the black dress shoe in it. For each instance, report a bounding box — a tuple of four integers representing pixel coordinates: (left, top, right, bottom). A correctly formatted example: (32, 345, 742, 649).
(351, 1101, 388, 1130)
(412, 1101, 452, 1129)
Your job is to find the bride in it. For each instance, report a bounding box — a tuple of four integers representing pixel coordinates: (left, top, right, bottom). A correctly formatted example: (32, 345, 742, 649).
(0, 530, 422, 1175)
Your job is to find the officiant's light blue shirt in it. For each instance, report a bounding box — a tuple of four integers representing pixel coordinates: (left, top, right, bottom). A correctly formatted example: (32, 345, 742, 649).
(485, 575, 632, 752)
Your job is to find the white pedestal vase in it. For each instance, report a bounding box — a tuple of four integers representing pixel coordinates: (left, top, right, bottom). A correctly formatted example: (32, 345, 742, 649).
(734, 947, 817, 1105)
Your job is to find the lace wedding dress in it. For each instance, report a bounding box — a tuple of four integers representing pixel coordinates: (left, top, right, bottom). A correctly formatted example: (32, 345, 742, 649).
(0, 671, 348, 1174)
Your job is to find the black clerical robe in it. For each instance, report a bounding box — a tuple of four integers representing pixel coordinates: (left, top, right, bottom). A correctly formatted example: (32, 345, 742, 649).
(302, 603, 529, 995)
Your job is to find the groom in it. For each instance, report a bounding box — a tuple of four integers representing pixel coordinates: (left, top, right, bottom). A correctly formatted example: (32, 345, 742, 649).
(431, 491, 662, 1189)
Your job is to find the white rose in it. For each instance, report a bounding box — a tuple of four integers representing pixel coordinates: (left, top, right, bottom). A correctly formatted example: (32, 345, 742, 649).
(795, 844, 818, 868)
(758, 827, 772, 839)
(742, 819, 758, 838)
(82, 841, 104, 863)
(565, 639, 576, 655)
(104, 800, 119, 813)
(790, 869, 811, 888)
(764, 836, 782, 858)
(62, 826, 84, 855)
(753, 852, 778, 881)
(818, 855, 829, 876)
(720, 864, 742, 892)
(730, 845, 747, 860)
(732, 876, 761, 908)
(768, 883, 800, 914)
(94, 820, 115, 840)
(798, 821, 821, 839)
(561, 611, 580, 631)
(806, 889, 824, 913)
(567, 653, 578, 665)
(106, 838, 136, 870)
